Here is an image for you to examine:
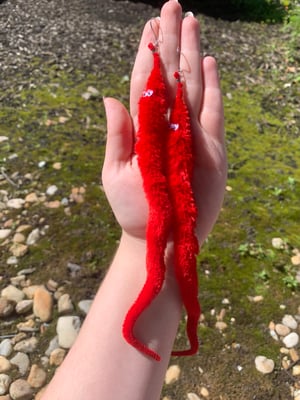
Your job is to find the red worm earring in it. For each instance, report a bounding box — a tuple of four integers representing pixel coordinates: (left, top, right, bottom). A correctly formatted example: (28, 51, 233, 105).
(122, 42, 172, 361)
(167, 71, 201, 357)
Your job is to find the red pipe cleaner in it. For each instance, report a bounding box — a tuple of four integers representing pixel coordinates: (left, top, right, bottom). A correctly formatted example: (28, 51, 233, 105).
(122, 43, 172, 361)
(167, 72, 200, 356)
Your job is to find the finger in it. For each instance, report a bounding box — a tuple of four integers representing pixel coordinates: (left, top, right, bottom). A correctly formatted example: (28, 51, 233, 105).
(130, 18, 160, 129)
(159, 0, 182, 103)
(180, 13, 202, 117)
(103, 97, 134, 167)
(200, 56, 224, 143)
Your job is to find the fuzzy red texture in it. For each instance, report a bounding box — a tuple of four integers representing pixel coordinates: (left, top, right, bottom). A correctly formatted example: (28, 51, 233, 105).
(167, 79, 200, 357)
(122, 46, 172, 362)
(123, 46, 200, 361)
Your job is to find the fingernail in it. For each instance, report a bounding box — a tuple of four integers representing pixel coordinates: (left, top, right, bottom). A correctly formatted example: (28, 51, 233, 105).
(185, 11, 194, 17)
(155, 16, 160, 20)
(169, 0, 179, 2)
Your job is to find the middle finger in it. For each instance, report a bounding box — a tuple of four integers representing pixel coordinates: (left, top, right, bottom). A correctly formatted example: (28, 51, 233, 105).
(159, 0, 183, 105)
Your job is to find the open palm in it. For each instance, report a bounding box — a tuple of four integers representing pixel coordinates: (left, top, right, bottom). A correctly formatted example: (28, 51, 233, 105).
(102, 0, 227, 245)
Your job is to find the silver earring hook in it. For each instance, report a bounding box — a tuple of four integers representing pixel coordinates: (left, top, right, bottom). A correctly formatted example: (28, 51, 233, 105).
(149, 18, 160, 48)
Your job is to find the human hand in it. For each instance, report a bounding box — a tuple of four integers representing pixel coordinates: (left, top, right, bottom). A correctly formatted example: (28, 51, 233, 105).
(102, 0, 227, 245)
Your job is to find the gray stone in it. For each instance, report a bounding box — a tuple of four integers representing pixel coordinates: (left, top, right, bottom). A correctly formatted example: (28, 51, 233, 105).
(0, 230, 11, 240)
(57, 316, 81, 349)
(0, 298, 15, 318)
(282, 314, 298, 330)
(45, 336, 59, 356)
(10, 353, 30, 376)
(6, 199, 25, 209)
(15, 300, 33, 315)
(6, 256, 18, 265)
(1, 286, 24, 303)
(0, 374, 11, 396)
(9, 378, 33, 400)
(46, 185, 58, 196)
(283, 332, 299, 348)
(78, 300, 93, 315)
(26, 228, 40, 246)
(13, 337, 38, 353)
(0, 340, 13, 358)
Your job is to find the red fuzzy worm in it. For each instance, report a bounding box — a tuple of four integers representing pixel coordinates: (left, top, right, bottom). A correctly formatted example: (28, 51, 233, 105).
(167, 73, 201, 357)
(122, 43, 172, 362)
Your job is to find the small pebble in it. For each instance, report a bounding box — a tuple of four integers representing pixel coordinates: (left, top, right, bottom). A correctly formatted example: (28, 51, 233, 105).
(271, 237, 285, 249)
(13, 337, 38, 353)
(38, 161, 46, 168)
(10, 275, 25, 286)
(200, 387, 210, 398)
(0, 298, 15, 318)
(33, 288, 53, 322)
(9, 378, 33, 400)
(6, 256, 18, 265)
(290, 348, 300, 362)
(46, 185, 58, 196)
(6, 199, 25, 209)
(282, 314, 298, 330)
(58, 294, 74, 314)
(293, 365, 300, 376)
(1, 285, 24, 303)
(44, 200, 61, 208)
(56, 316, 81, 349)
(255, 355, 275, 374)
(9, 243, 28, 258)
(49, 348, 66, 366)
(26, 228, 40, 246)
(0, 374, 11, 396)
(78, 300, 93, 315)
(15, 300, 33, 315)
(0, 230, 11, 240)
(282, 332, 299, 348)
(187, 393, 201, 400)
(291, 254, 300, 266)
(10, 353, 30, 376)
(45, 336, 59, 357)
(27, 364, 47, 388)
(12, 233, 25, 244)
(0, 358, 11, 374)
(22, 285, 44, 299)
(215, 321, 227, 331)
(24, 193, 39, 203)
(0, 340, 12, 358)
(165, 365, 181, 385)
(53, 162, 62, 170)
(275, 323, 290, 337)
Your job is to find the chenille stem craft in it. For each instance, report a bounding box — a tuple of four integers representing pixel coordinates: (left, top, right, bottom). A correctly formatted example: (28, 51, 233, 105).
(122, 43, 200, 361)
(122, 42, 172, 362)
(168, 72, 200, 356)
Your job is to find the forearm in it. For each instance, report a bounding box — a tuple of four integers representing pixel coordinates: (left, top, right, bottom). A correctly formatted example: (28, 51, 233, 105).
(42, 232, 182, 400)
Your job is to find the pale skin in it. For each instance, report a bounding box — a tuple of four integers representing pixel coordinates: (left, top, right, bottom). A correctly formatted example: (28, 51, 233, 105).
(42, 1, 227, 399)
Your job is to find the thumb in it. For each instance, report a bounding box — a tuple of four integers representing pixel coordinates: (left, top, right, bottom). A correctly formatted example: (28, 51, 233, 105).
(103, 97, 134, 167)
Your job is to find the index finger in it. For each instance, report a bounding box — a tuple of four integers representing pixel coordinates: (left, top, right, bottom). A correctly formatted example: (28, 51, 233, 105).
(130, 18, 160, 130)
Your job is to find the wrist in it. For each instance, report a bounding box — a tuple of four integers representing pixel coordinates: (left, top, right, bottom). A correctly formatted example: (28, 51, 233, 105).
(119, 230, 176, 277)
